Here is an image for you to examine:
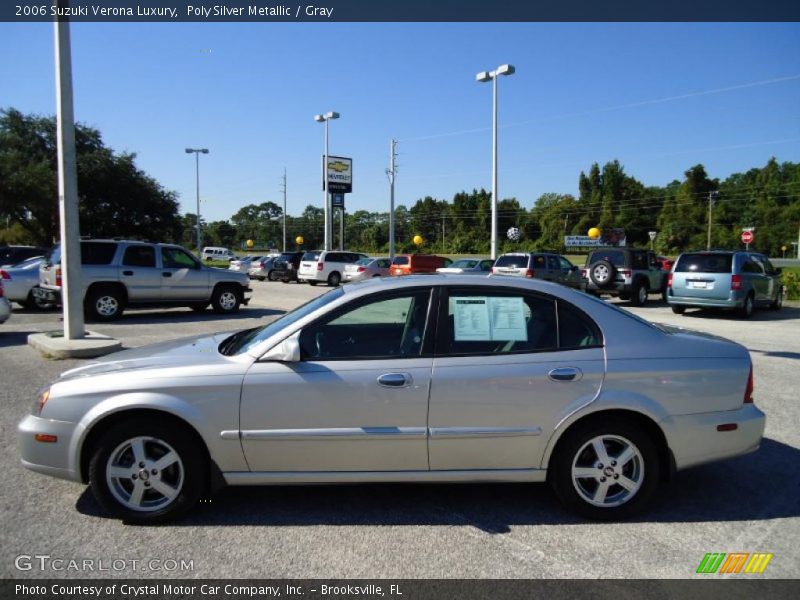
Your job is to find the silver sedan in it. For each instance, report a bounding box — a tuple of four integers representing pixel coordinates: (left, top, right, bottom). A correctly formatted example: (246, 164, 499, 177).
(436, 258, 494, 274)
(18, 275, 765, 523)
(343, 257, 391, 282)
(0, 256, 51, 309)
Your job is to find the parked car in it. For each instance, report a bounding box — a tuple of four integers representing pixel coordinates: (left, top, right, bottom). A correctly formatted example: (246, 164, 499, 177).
(656, 256, 674, 271)
(390, 254, 451, 276)
(271, 251, 305, 283)
(298, 250, 369, 286)
(18, 275, 764, 523)
(35, 240, 252, 321)
(343, 257, 391, 282)
(0, 279, 10, 324)
(492, 252, 582, 289)
(229, 255, 262, 274)
(667, 251, 783, 318)
(581, 248, 668, 306)
(0, 245, 48, 268)
(201, 247, 236, 262)
(0, 256, 52, 309)
(436, 258, 494, 275)
(248, 256, 281, 281)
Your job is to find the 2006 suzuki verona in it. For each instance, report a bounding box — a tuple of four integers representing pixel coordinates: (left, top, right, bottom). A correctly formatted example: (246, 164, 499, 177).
(19, 275, 764, 523)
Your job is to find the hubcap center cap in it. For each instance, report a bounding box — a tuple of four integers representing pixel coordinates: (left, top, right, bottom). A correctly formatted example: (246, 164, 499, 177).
(603, 466, 615, 477)
(138, 469, 150, 481)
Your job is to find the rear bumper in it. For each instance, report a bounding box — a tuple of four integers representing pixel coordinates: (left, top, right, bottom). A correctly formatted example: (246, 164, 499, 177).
(298, 270, 324, 281)
(663, 404, 766, 471)
(581, 281, 633, 295)
(667, 292, 743, 309)
(33, 286, 61, 304)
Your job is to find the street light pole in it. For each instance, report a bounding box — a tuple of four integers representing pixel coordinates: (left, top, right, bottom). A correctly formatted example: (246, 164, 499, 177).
(707, 191, 718, 250)
(314, 112, 339, 251)
(387, 138, 397, 260)
(477, 64, 515, 260)
(185, 148, 209, 256)
(281, 168, 287, 252)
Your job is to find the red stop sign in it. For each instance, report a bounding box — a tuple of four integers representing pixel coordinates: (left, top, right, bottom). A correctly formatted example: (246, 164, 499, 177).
(741, 230, 754, 244)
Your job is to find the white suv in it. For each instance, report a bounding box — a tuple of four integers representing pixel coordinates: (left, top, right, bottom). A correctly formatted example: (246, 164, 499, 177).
(298, 250, 368, 286)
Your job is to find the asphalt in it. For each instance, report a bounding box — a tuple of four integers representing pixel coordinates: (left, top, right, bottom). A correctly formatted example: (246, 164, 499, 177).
(0, 280, 798, 579)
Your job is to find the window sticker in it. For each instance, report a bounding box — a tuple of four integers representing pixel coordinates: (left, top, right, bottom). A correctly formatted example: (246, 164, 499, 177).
(452, 296, 528, 342)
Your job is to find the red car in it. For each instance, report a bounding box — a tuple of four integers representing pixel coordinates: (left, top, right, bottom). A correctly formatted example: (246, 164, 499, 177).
(657, 256, 674, 271)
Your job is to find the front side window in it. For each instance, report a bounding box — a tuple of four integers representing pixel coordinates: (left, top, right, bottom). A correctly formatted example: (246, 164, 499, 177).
(480, 260, 494, 271)
(162, 247, 199, 269)
(122, 245, 156, 268)
(299, 289, 432, 360)
(559, 257, 574, 271)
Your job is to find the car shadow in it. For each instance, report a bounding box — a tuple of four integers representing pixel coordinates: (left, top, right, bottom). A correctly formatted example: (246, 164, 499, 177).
(89, 307, 285, 326)
(678, 306, 800, 322)
(75, 437, 799, 528)
(0, 330, 37, 348)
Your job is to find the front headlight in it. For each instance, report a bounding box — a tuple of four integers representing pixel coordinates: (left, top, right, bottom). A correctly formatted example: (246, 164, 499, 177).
(33, 386, 50, 416)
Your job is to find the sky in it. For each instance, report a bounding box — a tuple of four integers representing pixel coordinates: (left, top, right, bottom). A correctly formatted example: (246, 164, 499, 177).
(1, 22, 799, 223)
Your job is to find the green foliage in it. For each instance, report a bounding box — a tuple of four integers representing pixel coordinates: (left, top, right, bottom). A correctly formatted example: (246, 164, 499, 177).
(782, 269, 800, 301)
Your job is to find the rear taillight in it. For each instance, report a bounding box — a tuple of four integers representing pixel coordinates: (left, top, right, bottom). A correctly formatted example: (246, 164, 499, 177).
(0, 281, 4, 298)
(490, 267, 496, 274)
(667, 273, 673, 289)
(55, 265, 62, 287)
(357, 266, 366, 272)
(0, 270, 9, 280)
(731, 274, 742, 291)
(744, 366, 754, 404)
(619, 269, 632, 278)
(317, 263, 323, 271)
(525, 269, 534, 278)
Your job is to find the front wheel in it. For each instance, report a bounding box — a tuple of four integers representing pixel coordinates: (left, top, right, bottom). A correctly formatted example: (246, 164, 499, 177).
(629, 281, 648, 307)
(88, 419, 206, 524)
(211, 286, 242, 314)
(770, 287, 783, 310)
(550, 420, 659, 520)
(671, 305, 686, 315)
(739, 294, 754, 319)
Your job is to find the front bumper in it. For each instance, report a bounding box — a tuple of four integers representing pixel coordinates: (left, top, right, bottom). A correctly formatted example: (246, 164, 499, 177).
(18, 414, 83, 483)
(663, 403, 766, 471)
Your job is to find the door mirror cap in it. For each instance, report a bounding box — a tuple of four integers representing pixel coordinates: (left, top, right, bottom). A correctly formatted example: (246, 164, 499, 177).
(261, 332, 300, 362)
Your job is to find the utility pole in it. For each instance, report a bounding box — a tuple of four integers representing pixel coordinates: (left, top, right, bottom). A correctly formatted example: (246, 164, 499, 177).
(442, 213, 446, 253)
(707, 191, 719, 251)
(280, 168, 287, 252)
(386, 139, 398, 260)
(54, 7, 85, 340)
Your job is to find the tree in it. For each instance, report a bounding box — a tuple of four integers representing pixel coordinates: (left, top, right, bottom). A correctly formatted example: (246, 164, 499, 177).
(0, 108, 181, 246)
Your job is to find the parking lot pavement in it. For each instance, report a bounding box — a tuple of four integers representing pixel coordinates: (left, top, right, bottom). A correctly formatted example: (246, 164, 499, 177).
(1, 280, 798, 579)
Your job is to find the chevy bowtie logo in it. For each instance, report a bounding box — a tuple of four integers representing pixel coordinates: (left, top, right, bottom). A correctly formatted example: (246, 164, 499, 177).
(696, 552, 773, 574)
(328, 161, 349, 173)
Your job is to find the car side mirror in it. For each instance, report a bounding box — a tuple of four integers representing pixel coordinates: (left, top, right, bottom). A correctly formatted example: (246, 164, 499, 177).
(261, 332, 301, 362)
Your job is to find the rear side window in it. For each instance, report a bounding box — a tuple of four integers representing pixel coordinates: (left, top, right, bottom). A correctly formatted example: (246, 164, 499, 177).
(589, 250, 626, 267)
(302, 252, 320, 262)
(675, 253, 733, 273)
(557, 301, 602, 348)
(324, 253, 342, 263)
(494, 255, 528, 268)
(80, 242, 117, 265)
(122, 245, 156, 268)
(392, 256, 409, 266)
(631, 252, 648, 269)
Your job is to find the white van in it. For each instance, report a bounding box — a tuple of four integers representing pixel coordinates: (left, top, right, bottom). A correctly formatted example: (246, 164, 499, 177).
(202, 247, 236, 262)
(298, 250, 369, 286)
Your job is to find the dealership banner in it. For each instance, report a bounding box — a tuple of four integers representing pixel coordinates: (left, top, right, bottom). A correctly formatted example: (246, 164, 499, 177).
(3, 0, 800, 22)
(5, 579, 800, 599)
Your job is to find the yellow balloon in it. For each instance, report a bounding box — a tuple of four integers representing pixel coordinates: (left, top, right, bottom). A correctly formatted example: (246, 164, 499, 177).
(413, 235, 423, 246)
(246, 239, 254, 248)
(295, 236, 304, 245)
(782, 245, 787, 251)
(588, 227, 601, 240)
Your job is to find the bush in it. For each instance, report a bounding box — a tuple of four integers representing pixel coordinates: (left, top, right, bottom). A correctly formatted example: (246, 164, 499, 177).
(782, 270, 800, 301)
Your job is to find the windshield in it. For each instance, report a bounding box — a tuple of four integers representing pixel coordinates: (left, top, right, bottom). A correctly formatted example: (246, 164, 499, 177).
(13, 256, 43, 269)
(222, 287, 345, 356)
(451, 259, 478, 268)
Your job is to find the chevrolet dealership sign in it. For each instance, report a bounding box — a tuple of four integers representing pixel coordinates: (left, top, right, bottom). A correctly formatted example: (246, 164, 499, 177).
(323, 155, 352, 193)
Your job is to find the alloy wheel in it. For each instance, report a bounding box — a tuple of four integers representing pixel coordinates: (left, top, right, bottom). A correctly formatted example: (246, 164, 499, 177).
(571, 434, 644, 508)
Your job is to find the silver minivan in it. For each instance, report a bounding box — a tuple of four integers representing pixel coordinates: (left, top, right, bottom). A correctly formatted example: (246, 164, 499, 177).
(667, 251, 783, 318)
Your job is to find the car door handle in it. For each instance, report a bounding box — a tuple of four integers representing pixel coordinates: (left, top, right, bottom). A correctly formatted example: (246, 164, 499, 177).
(548, 367, 581, 382)
(162, 272, 172, 278)
(122, 270, 134, 276)
(377, 373, 412, 388)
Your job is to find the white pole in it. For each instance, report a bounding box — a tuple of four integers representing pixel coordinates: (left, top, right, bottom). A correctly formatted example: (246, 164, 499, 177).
(323, 120, 330, 251)
(54, 10, 85, 340)
(388, 139, 396, 260)
(491, 74, 498, 260)
(195, 152, 201, 255)
(282, 168, 287, 252)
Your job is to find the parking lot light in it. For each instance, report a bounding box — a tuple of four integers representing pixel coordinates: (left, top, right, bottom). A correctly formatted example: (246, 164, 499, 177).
(185, 148, 210, 256)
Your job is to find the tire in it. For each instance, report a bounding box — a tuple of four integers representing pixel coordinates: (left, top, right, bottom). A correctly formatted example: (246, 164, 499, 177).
(211, 285, 242, 314)
(550, 419, 660, 520)
(190, 303, 208, 312)
(85, 287, 125, 322)
(629, 280, 648, 307)
(739, 293, 754, 319)
(671, 305, 686, 315)
(88, 418, 206, 524)
(23, 289, 52, 311)
(327, 271, 341, 287)
(267, 270, 278, 282)
(770, 287, 783, 310)
(589, 261, 615, 288)
(308, 281, 318, 287)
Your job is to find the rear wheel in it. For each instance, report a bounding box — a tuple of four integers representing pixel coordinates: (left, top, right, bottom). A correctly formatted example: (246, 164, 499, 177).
(629, 281, 648, 307)
(23, 289, 53, 311)
(327, 271, 341, 287)
(211, 285, 241, 314)
(88, 418, 206, 524)
(551, 419, 659, 520)
(308, 281, 318, 286)
(85, 287, 125, 322)
(671, 305, 686, 315)
(267, 270, 278, 281)
(739, 293, 754, 319)
(770, 287, 783, 310)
